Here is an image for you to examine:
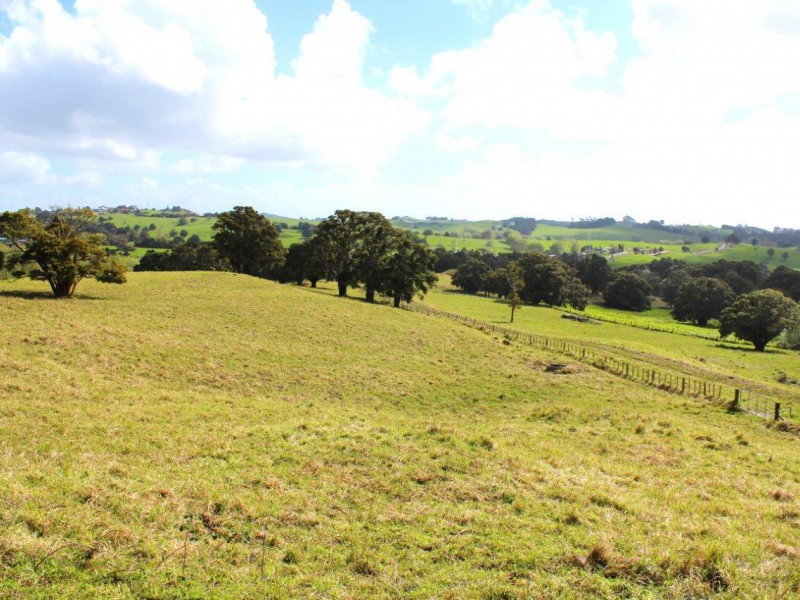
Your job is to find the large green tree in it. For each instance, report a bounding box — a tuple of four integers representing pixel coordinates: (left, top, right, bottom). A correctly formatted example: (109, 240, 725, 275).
(719, 289, 800, 351)
(671, 276, 736, 327)
(516, 252, 586, 308)
(315, 210, 367, 297)
(353, 212, 395, 303)
(603, 271, 651, 311)
(283, 237, 327, 288)
(377, 231, 437, 308)
(764, 266, 800, 302)
(0, 208, 126, 298)
(577, 253, 611, 294)
(212, 206, 284, 277)
(452, 258, 490, 295)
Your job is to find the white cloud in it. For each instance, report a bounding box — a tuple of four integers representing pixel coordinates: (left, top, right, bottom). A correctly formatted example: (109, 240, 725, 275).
(62, 170, 103, 188)
(390, 1, 617, 136)
(0, 0, 427, 170)
(0, 150, 50, 182)
(172, 154, 244, 175)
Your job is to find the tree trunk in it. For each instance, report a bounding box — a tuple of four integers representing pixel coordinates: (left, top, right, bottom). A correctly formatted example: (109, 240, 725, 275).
(53, 279, 74, 298)
(510, 304, 515, 323)
(365, 288, 375, 303)
(309, 279, 318, 288)
(337, 279, 347, 297)
(393, 295, 401, 308)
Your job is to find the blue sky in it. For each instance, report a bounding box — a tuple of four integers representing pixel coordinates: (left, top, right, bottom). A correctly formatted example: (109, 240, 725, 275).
(1, 0, 799, 228)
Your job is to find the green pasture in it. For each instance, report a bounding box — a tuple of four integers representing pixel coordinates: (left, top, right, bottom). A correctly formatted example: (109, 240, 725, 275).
(531, 224, 698, 244)
(104, 214, 217, 241)
(424, 235, 507, 253)
(418, 276, 800, 402)
(1, 272, 800, 597)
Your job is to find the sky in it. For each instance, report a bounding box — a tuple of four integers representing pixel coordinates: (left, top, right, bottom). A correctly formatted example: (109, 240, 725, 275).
(1, 0, 799, 228)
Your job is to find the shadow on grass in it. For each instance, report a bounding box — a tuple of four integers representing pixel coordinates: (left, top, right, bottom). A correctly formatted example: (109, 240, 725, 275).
(713, 342, 779, 354)
(294, 284, 393, 307)
(0, 290, 104, 301)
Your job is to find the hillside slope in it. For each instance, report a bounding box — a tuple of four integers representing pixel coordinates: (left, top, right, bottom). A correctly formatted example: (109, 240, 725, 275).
(1, 273, 799, 598)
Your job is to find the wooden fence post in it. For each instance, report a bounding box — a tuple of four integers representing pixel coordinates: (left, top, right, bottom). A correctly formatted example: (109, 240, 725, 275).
(774, 403, 782, 421)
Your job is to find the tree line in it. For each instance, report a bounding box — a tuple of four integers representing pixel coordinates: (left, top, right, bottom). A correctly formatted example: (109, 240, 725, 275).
(136, 207, 437, 308)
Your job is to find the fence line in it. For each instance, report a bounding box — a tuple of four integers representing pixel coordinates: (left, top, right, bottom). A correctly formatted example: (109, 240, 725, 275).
(401, 301, 794, 420)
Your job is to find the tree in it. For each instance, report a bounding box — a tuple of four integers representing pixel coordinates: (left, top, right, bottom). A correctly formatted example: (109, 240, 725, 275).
(671, 277, 736, 327)
(764, 266, 800, 302)
(517, 252, 584, 308)
(283, 237, 326, 287)
(505, 261, 524, 322)
(353, 213, 395, 303)
(719, 289, 800, 351)
(577, 254, 611, 294)
(212, 206, 284, 277)
(452, 258, 490, 295)
(603, 271, 651, 311)
(315, 210, 367, 297)
(0, 208, 126, 298)
(134, 241, 225, 272)
(377, 231, 437, 308)
(661, 269, 692, 306)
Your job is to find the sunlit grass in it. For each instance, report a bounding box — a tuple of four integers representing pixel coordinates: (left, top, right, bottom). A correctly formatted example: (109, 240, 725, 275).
(1, 273, 800, 597)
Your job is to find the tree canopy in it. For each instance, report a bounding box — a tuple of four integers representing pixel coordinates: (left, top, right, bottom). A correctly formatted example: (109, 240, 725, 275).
(0, 208, 126, 298)
(212, 206, 284, 277)
(719, 289, 800, 351)
(377, 230, 437, 307)
(671, 276, 736, 327)
(603, 271, 652, 311)
(134, 241, 226, 272)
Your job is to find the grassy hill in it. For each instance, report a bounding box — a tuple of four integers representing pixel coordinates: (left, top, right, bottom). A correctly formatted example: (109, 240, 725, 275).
(1, 273, 800, 598)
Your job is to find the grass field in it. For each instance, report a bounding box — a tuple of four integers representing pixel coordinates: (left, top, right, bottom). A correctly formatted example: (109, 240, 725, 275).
(418, 276, 800, 403)
(2, 273, 800, 598)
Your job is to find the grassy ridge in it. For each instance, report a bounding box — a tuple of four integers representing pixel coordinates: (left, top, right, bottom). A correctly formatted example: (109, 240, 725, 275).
(1, 273, 800, 597)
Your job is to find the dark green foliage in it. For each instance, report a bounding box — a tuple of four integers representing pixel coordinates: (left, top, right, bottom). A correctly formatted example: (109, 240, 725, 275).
(516, 252, 588, 309)
(764, 266, 800, 302)
(212, 206, 284, 277)
(354, 213, 395, 303)
(719, 289, 800, 351)
(671, 277, 736, 327)
(501, 217, 537, 236)
(0, 208, 126, 298)
(377, 231, 437, 308)
(315, 210, 369, 297)
(577, 254, 611, 294)
(452, 258, 490, 294)
(604, 271, 652, 311)
(486, 268, 511, 298)
(661, 269, 692, 306)
(134, 242, 226, 272)
(283, 237, 327, 287)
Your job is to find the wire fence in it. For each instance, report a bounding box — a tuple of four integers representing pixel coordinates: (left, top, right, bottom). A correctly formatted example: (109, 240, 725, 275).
(402, 301, 795, 421)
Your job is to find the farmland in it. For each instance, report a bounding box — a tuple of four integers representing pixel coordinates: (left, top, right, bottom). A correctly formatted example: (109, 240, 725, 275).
(95, 211, 800, 271)
(416, 275, 800, 405)
(1, 272, 800, 598)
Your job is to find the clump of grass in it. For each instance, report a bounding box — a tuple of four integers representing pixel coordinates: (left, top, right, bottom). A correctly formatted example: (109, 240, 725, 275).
(347, 552, 378, 577)
(771, 489, 793, 502)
